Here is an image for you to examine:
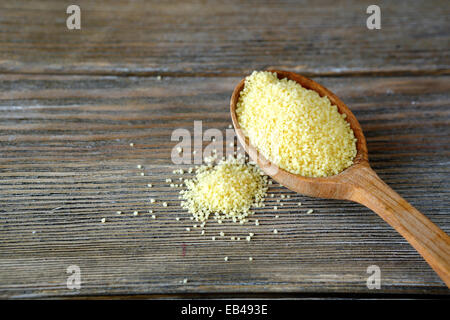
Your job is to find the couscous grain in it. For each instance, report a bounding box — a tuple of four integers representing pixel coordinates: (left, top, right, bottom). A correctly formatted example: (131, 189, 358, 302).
(180, 155, 268, 223)
(236, 71, 357, 177)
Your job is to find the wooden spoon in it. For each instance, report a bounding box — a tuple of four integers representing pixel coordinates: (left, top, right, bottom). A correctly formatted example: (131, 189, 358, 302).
(230, 70, 450, 287)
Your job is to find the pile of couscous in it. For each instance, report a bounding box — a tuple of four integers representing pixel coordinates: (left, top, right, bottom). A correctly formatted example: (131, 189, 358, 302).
(180, 155, 268, 223)
(236, 71, 357, 177)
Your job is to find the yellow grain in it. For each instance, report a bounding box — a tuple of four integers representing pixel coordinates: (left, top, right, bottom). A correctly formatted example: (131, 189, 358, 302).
(180, 155, 268, 223)
(236, 71, 357, 177)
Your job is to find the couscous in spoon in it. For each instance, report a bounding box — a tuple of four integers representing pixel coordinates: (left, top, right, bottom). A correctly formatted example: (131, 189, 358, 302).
(230, 70, 450, 287)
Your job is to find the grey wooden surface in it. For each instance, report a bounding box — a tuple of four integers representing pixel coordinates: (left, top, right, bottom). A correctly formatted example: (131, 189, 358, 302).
(0, 0, 449, 298)
(0, 0, 448, 76)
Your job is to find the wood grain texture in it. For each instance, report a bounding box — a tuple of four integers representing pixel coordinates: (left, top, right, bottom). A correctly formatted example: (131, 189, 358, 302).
(0, 0, 449, 76)
(0, 74, 449, 298)
(350, 164, 450, 286)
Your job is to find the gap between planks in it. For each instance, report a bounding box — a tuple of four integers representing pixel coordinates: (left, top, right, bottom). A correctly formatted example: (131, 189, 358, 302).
(0, 69, 449, 79)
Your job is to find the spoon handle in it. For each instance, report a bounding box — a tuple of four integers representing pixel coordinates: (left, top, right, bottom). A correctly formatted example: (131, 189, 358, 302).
(349, 164, 450, 287)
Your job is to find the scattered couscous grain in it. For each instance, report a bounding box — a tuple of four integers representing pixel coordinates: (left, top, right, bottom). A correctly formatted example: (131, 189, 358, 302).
(307, 209, 314, 214)
(273, 229, 278, 234)
(133, 211, 139, 216)
(224, 256, 229, 261)
(163, 202, 168, 207)
(147, 184, 153, 188)
(101, 218, 106, 223)
(236, 71, 357, 177)
(129, 143, 134, 147)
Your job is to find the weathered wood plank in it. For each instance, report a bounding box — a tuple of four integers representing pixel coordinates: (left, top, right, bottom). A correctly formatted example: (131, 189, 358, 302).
(0, 74, 449, 297)
(0, 0, 448, 76)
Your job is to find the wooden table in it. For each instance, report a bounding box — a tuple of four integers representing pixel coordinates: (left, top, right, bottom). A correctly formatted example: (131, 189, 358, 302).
(0, 0, 449, 298)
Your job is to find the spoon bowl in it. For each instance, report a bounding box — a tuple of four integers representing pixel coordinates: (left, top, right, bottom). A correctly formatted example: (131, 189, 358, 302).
(230, 70, 450, 286)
